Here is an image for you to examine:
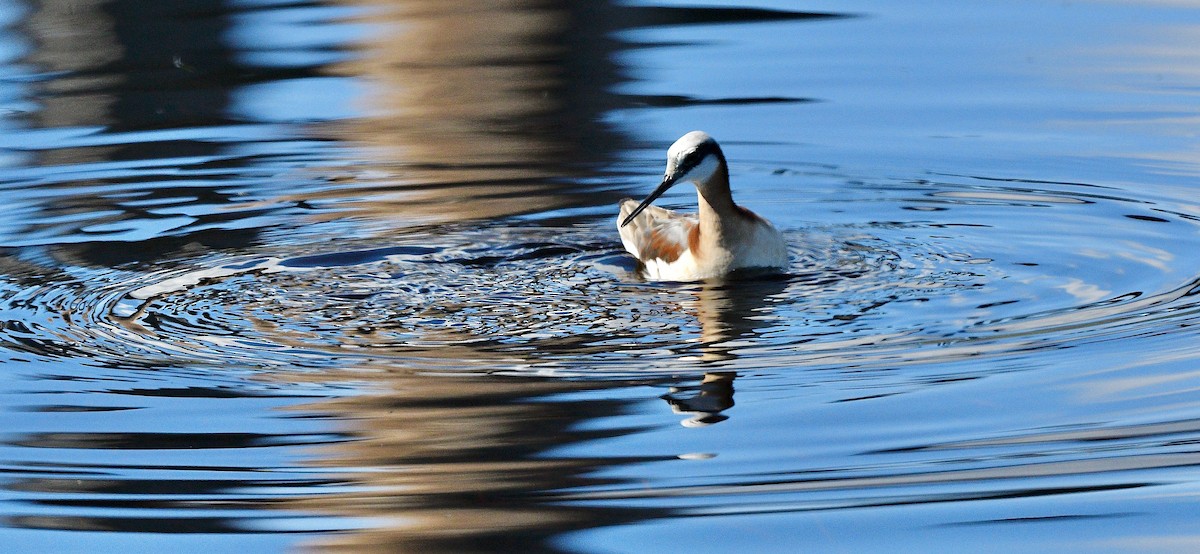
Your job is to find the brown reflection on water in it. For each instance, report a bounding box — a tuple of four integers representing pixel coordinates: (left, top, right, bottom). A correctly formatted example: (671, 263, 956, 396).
(282, 371, 657, 554)
(311, 0, 628, 225)
(310, 1, 833, 226)
(270, 277, 787, 551)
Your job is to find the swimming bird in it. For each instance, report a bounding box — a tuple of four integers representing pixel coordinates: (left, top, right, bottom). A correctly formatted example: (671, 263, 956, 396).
(618, 131, 788, 281)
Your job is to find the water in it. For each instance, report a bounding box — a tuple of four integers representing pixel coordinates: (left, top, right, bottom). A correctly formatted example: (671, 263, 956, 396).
(2, 0, 1200, 552)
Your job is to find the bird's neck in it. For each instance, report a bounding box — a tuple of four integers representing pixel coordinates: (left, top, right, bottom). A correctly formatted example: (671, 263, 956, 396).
(695, 167, 738, 241)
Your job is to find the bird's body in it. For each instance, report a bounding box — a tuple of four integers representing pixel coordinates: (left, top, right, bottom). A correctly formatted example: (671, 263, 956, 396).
(618, 131, 788, 281)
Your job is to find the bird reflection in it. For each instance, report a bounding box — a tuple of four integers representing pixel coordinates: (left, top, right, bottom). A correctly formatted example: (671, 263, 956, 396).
(662, 276, 789, 426)
(663, 371, 736, 426)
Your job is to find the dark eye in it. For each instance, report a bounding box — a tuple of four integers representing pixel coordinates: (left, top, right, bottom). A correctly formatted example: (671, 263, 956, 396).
(680, 151, 701, 168)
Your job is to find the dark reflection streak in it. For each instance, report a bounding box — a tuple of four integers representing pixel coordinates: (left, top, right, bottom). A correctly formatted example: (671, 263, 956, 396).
(111, 386, 321, 399)
(8, 477, 336, 495)
(872, 417, 1200, 454)
(15, 461, 284, 473)
(210, 0, 328, 16)
(675, 484, 1152, 519)
(5, 514, 330, 534)
(19, 405, 136, 412)
(0, 468, 109, 477)
(584, 453, 1200, 500)
(927, 172, 1124, 191)
(1125, 214, 1170, 223)
(30, 61, 321, 106)
(941, 512, 1144, 527)
(9, 431, 353, 450)
(622, 7, 849, 28)
(1, 168, 264, 189)
(623, 94, 815, 108)
(31, 499, 283, 509)
(51, 229, 270, 266)
(833, 392, 899, 403)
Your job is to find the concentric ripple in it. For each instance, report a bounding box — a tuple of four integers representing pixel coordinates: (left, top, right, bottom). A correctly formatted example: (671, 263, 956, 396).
(3, 177, 1197, 382)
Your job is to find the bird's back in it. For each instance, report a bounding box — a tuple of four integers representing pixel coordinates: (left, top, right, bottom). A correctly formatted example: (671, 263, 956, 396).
(617, 199, 698, 264)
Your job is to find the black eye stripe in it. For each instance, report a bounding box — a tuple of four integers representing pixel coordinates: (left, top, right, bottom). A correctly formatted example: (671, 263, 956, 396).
(678, 153, 701, 173)
(677, 142, 716, 173)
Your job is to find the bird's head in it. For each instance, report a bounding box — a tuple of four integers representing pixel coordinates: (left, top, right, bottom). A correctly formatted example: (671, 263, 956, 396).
(621, 131, 727, 227)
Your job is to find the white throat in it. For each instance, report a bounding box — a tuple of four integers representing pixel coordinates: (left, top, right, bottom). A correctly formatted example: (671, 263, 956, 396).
(678, 155, 721, 190)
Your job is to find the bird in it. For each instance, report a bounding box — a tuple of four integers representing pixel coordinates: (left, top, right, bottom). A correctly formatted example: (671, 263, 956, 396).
(618, 131, 788, 281)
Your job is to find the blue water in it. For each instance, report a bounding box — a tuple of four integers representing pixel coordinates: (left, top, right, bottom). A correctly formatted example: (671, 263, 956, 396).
(2, 1, 1200, 552)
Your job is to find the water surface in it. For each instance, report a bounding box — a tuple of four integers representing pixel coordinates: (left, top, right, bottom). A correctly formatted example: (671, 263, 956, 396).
(2, 0, 1200, 552)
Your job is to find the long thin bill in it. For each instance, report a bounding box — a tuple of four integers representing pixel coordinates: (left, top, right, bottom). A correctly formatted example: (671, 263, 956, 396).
(620, 175, 677, 227)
